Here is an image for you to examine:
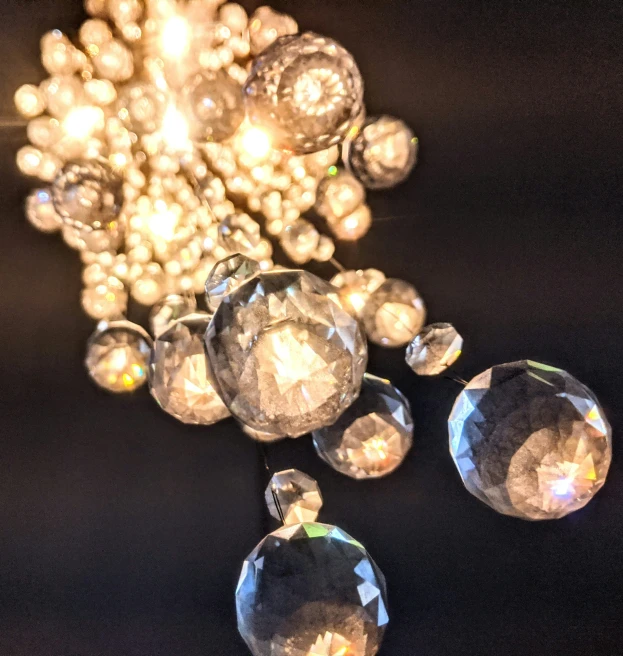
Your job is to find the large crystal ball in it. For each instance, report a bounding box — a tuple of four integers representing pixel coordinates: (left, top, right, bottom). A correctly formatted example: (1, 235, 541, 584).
(236, 522, 389, 656)
(205, 270, 367, 437)
(243, 32, 364, 154)
(449, 360, 612, 520)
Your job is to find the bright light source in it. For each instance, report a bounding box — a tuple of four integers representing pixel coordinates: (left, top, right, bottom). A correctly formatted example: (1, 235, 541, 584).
(63, 106, 104, 140)
(161, 104, 190, 152)
(161, 15, 190, 59)
(240, 126, 272, 160)
(147, 209, 179, 242)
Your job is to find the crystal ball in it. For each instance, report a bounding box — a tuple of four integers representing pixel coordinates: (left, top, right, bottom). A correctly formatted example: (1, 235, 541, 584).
(205, 269, 368, 437)
(313, 374, 413, 479)
(182, 69, 245, 142)
(52, 160, 124, 231)
(344, 115, 418, 189)
(449, 360, 612, 520)
(236, 522, 388, 656)
(243, 32, 364, 154)
(118, 81, 168, 136)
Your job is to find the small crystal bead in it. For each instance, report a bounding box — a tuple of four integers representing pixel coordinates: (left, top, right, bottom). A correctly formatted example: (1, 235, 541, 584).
(313, 374, 413, 479)
(361, 278, 426, 347)
(85, 320, 152, 393)
(265, 469, 323, 525)
(204, 254, 261, 312)
(330, 268, 386, 318)
(280, 218, 320, 264)
(406, 323, 463, 375)
(316, 170, 365, 220)
(14, 84, 46, 118)
(328, 203, 372, 241)
(81, 277, 127, 320)
(218, 214, 261, 255)
(25, 188, 62, 233)
(149, 294, 197, 337)
(248, 6, 298, 55)
(149, 313, 230, 425)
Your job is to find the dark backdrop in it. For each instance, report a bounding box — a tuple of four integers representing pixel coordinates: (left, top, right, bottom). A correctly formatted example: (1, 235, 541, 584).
(1, 1, 622, 654)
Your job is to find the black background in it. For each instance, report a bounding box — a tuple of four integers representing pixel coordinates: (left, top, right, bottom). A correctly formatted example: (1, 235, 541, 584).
(1, 1, 622, 654)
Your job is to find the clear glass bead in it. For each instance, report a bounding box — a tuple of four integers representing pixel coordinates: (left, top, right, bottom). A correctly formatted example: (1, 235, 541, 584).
(344, 115, 418, 190)
(79, 18, 113, 47)
(313, 374, 413, 479)
(84, 79, 117, 106)
(52, 160, 124, 231)
(218, 214, 261, 255)
(361, 278, 426, 347)
(280, 218, 320, 264)
(265, 469, 323, 525)
(149, 293, 197, 338)
(205, 269, 368, 437)
(41, 31, 78, 76)
(131, 263, 166, 305)
(328, 203, 372, 241)
(14, 84, 46, 118)
(406, 323, 463, 375)
(315, 170, 365, 220)
(41, 76, 85, 118)
(27, 116, 62, 149)
(81, 276, 128, 319)
(248, 6, 298, 55)
(205, 253, 261, 312)
(330, 268, 386, 318)
(149, 313, 230, 425)
(93, 40, 134, 82)
(182, 70, 244, 142)
(449, 361, 612, 520)
(244, 32, 364, 154)
(25, 188, 62, 233)
(85, 320, 151, 392)
(236, 523, 388, 656)
(117, 82, 168, 136)
(16, 146, 44, 177)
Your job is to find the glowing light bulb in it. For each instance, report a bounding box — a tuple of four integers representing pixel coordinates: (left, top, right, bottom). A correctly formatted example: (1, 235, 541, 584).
(63, 106, 104, 140)
(161, 15, 190, 59)
(240, 126, 272, 160)
(161, 104, 190, 152)
(148, 209, 178, 242)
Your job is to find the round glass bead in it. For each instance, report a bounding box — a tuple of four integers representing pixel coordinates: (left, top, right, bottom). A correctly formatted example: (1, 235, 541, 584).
(361, 278, 426, 347)
(328, 203, 372, 241)
(236, 522, 388, 656)
(265, 469, 323, 525)
(406, 323, 463, 376)
(52, 160, 124, 231)
(280, 218, 320, 264)
(330, 268, 386, 318)
(182, 69, 245, 142)
(204, 254, 261, 312)
(85, 320, 152, 393)
(25, 188, 62, 233)
(149, 313, 230, 425)
(344, 115, 418, 189)
(14, 84, 46, 118)
(149, 293, 197, 337)
(315, 170, 365, 220)
(243, 32, 364, 154)
(313, 374, 413, 479)
(205, 269, 367, 437)
(449, 360, 612, 520)
(81, 276, 128, 319)
(117, 82, 168, 136)
(248, 6, 298, 56)
(93, 39, 134, 82)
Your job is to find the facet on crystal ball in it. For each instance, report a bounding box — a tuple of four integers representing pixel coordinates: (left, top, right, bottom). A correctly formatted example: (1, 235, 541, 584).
(52, 159, 123, 231)
(205, 269, 368, 437)
(149, 313, 230, 425)
(265, 469, 323, 525)
(330, 268, 386, 318)
(182, 69, 245, 142)
(406, 323, 463, 376)
(344, 115, 418, 190)
(85, 320, 152, 393)
(313, 374, 413, 479)
(205, 253, 261, 313)
(243, 32, 364, 154)
(448, 360, 612, 520)
(236, 522, 388, 656)
(361, 278, 426, 348)
(149, 293, 197, 338)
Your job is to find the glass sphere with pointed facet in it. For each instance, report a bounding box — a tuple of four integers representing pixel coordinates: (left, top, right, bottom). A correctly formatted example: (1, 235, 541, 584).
(265, 469, 323, 525)
(236, 522, 388, 656)
(406, 323, 463, 376)
(243, 32, 364, 154)
(205, 269, 367, 437)
(449, 360, 612, 520)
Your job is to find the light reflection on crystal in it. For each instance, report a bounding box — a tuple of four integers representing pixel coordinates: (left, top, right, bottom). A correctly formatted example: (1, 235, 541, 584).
(406, 322, 463, 376)
(449, 360, 612, 520)
(265, 469, 323, 525)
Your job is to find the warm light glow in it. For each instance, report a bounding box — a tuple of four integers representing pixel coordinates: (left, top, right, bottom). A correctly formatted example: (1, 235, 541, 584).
(240, 126, 272, 160)
(147, 209, 179, 242)
(161, 15, 190, 59)
(63, 106, 104, 140)
(161, 104, 190, 152)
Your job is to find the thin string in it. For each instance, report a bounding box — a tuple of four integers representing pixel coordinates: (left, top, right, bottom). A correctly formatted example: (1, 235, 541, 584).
(444, 373, 468, 386)
(256, 441, 286, 528)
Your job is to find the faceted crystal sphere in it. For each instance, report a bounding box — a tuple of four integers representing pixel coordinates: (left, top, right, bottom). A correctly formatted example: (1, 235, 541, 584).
(236, 523, 388, 656)
(205, 270, 368, 437)
(25, 188, 62, 233)
(449, 360, 612, 520)
(52, 160, 123, 231)
(149, 293, 197, 338)
(361, 278, 426, 347)
(149, 313, 230, 425)
(313, 374, 413, 479)
(243, 32, 364, 154)
(118, 82, 168, 136)
(330, 269, 386, 318)
(345, 115, 418, 190)
(205, 253, 261, 312)
(85, 321, 151, 393)
(218, 214, 261, 255)
(406, 323, 463, 376)
(316, 170, 366, 221)
(183, 69, 245, 142)
(265, 469, 323, 525)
